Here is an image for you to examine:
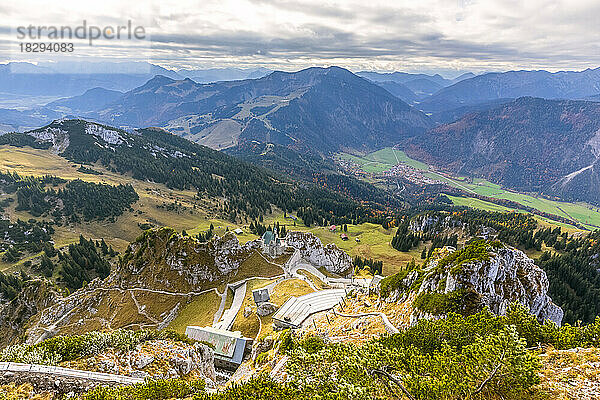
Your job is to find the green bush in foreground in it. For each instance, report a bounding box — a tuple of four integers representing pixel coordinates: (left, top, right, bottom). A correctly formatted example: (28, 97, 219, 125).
(83, 379, 205, 400)
(193, 376, 300, 400)
(413, 288, 481, 315)
(59, 305, 600, 399)
(380, 304, 600, 353)
(284, 325, 537, 400)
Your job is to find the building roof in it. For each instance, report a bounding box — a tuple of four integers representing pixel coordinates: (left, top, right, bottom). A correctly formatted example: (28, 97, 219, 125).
(185, 326, 245, 357)
(252, 287, 270, 304)
(262, 230, 275, 245)
(272, 289, 346, 329)
(185, 326, 251, 366)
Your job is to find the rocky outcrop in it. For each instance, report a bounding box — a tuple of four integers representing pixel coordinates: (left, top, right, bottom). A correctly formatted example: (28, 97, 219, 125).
(256, 302, 277, 317)
(409, 214, 463, 233)
(284, 231, 351, 274)
(115, 228, 257, 292)
(0, 371, 120, 396)
(440, 246, 563, 325)
(385, 244, 563, 326)
(0, 280, 60, 348)
(61, 339, 216, 385)
(409, 213, 496, 238)
(22, 229, 262, 343)
(27, 125, 70, 154)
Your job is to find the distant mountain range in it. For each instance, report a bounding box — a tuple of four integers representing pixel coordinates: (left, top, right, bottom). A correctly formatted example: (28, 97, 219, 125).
(360, 68, 600, 126)
(357, 71, 475, 99)
(420, 68, 600, 113)
(176, 67, 272, 83)
(370, 81, 421, 104)
(406, 97, 600, 204)
(0, 62, 180, 97)
(2, 64, 600, 205)
(0, 107, 61, 133)
(46, 87, 123, 114)
(0, 63, 271, 100)
(89, 66, 432, 153)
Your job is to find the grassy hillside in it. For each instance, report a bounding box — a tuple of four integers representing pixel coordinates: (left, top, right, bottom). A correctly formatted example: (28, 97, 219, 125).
(167, 290, 221, 334)
(0, 146, 219, 255)
(229, 213, 423, 275)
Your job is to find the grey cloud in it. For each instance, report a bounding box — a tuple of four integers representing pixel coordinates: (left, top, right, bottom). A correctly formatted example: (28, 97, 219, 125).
(2, 0, 600, 73)
(247, 0, 357, 19)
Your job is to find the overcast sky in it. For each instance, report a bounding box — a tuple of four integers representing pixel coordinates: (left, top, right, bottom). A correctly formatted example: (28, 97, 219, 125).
(2, 0, 599, 77)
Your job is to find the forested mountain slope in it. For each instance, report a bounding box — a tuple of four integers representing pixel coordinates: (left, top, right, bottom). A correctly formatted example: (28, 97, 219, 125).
(406, 97, 600, 204)
(421, 68, 600, 113)
(92, 67, 432, 153)
(1, 118, 397, 224)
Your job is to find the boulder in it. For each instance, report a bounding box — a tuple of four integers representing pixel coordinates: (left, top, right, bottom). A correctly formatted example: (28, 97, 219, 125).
(385, 244, 564, 326)
(257, 302, 278, 316)
(132, 353, 154, 369)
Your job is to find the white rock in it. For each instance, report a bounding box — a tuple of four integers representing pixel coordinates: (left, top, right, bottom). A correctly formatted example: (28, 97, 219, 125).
(133, 353, 154, 369)
(409, 245, 564, 326)
(285, 231, 351, 274)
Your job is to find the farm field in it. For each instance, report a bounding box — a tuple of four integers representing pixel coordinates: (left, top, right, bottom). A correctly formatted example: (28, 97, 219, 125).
(446, 195, 584, 232)
(340, 147, 600, 230)
(444, 177, 600, 229)
(337, 147, 428, 173)
(446, 195, 517, 213)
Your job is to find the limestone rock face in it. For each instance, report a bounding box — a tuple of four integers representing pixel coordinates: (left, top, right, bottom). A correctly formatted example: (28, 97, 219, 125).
(386, 245, 563, 326)
(27, 125, 70, 154)
(439, 246, 563, 325)
(285, 231, 351, 274)
(409, 214, 466, 233)
(0, 280, 60, 348)
(85, 123, 124, 145)
(116, 228, 256, 292)
(61, 339, 216, 385)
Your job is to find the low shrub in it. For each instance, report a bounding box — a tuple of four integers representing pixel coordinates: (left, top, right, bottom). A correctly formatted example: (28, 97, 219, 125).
(83, 379, 204, 400)
(0, 329, 193, 365)
(413, 288, 481, 315)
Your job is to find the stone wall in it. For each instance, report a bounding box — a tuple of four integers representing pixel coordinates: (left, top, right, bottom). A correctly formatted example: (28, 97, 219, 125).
(0, 370, 134, 396)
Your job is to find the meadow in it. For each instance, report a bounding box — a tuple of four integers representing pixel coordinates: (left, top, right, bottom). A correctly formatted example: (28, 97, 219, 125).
(340, 147, 600, 230)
